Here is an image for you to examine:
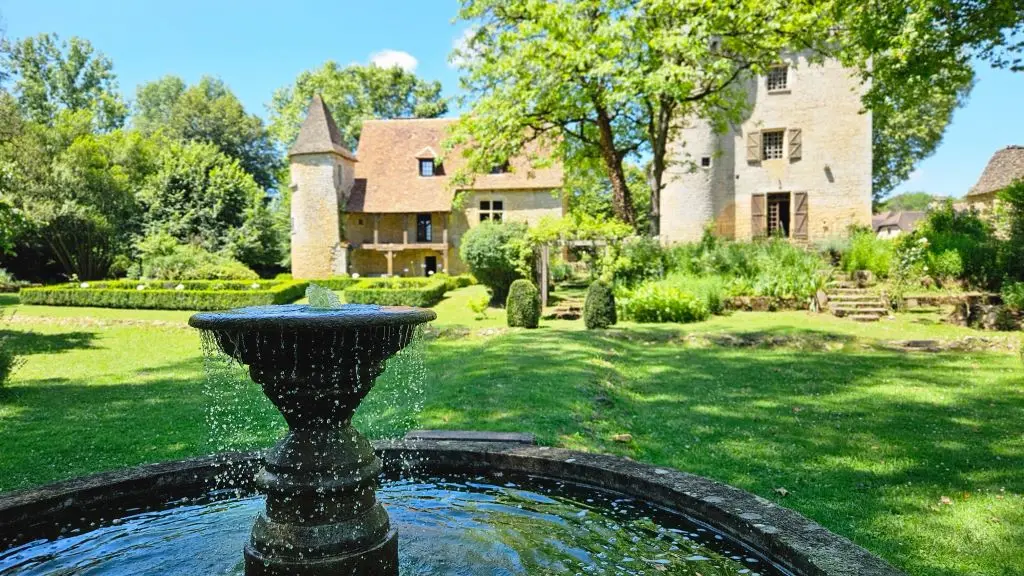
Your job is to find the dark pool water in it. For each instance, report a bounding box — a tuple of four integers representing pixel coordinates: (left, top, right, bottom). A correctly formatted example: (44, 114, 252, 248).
(0, 474, 786, 575)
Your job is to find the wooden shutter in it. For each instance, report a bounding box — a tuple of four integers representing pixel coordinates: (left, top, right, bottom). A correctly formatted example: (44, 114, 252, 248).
(746, 131, 762, 162)
(751, 194, 767, 237)
(793, 192, 809, 239)
(788, 128, 802, 160)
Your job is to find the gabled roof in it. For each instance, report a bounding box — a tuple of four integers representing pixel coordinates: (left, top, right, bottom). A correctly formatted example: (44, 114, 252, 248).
(968, 145, 1024, 197)
(347, 118, 564, 214)
(872, 210, 925, 233)
(288, 95, 357, 161)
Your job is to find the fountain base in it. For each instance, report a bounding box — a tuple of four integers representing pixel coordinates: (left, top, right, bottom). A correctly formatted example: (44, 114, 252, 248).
(244, 531, 397, 576)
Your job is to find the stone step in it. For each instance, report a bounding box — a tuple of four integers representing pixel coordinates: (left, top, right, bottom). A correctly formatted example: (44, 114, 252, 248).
(828, 281, 859, 289)
(829, 295, 881, 303)
(832, 307, 888, 317)
(850, 313, 884, 322)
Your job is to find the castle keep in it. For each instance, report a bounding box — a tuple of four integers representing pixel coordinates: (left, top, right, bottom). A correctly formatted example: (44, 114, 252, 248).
(661, 56, 872, 242)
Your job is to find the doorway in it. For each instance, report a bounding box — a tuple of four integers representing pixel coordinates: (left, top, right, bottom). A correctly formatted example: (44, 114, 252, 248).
(424, 255, 437, 276)
(767, 193, 791, 238)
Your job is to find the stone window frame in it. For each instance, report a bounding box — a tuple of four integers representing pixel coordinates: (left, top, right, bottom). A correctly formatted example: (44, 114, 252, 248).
(479, 198, 505, 222)
(766, 65, 790, 93)
(700, 156, 712, 168)
(762, 129, 786, 160)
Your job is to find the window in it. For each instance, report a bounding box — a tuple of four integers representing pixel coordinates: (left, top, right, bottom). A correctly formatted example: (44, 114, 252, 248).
(766, 66, 788, 92)
(416, 213, 432, 242)
(419, 159, 435, 177)
(357, 218, 364, 226)
(762, 130, 785, 160)
(479, 200, 504, 222)
(700, 156, 712, 168)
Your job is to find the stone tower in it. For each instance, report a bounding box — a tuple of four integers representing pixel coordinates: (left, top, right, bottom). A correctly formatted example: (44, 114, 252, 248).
(288, 95, 357, 279)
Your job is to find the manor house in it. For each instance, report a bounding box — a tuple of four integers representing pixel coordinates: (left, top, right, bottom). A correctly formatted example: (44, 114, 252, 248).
(288, 96, 564, 278)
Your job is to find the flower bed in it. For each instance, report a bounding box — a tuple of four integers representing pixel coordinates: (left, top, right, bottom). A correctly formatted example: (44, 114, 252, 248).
(19, 280, 308, 310)
(344, 278, 447, 308)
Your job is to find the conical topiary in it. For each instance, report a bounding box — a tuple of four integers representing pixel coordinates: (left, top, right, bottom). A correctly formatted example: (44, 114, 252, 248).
(506, 279, 540, 328)
(584, 280, 616, 329)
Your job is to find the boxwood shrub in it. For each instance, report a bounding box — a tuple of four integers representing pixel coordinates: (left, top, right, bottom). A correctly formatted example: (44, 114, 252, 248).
(309, 277, 358, 291)
(19, 280, 308, 311)
(584, 280, 617, 329)
(344, 278, 447, 308)
(506, 279, 540, 328)
(618, 284, 710, 323)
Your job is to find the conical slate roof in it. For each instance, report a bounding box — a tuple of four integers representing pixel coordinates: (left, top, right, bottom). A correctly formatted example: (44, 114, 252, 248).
(968, 145, 1024, 197)
(288, 95, 357, 160)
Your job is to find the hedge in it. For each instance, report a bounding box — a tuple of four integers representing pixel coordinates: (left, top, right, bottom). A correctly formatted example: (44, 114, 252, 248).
(19, 280, 309, 311)
(308, 277, 358, 291)
(584, 280, 616, 329)
(506, 279, 540, 328)
(344, 278, 447, 308)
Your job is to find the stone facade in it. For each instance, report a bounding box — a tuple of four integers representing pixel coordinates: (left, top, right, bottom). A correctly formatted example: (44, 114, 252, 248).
(661, 56, 872, 244)
(289, 153, 355, 278)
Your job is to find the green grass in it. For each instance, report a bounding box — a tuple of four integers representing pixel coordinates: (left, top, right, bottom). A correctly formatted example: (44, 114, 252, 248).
(1, 287, 1022, 575)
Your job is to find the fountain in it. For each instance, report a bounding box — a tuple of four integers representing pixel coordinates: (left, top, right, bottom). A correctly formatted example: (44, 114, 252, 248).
(0, 301, 906, 576)
(189, 303, 434, 575)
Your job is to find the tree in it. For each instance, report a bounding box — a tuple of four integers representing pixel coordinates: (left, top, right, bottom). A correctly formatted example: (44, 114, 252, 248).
(459, 220, 533, 304)
(452, 0, 830, 232)
(268, 62, 447, 151)
(834, 0, 1023, 199)
(0, 107, 156, 279)
(878, 191, 945, 212)
(134, 76, 282, 190)
(138, 140, 266, 258)
(1, 33, 127, 130)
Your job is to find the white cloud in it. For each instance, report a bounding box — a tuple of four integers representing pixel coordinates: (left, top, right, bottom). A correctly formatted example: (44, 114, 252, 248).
(369, 50, 418, 72)
(449, 27, 478, 69)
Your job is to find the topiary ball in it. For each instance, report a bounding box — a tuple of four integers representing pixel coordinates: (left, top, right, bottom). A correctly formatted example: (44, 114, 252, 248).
(506, 279, 540, 328)
(584, 280, 617, 329)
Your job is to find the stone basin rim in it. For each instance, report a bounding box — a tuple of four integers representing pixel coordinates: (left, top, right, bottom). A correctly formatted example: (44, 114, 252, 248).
(0, 440, 904, 576)
(188, 303, 437, 331)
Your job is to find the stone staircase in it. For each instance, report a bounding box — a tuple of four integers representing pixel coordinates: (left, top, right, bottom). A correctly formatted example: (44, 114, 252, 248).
(543, 298, 583, 320)
(826, 280, 890, 322)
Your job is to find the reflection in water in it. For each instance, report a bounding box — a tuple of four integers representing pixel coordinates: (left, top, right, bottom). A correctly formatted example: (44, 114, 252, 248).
(0, 474, 785, 576)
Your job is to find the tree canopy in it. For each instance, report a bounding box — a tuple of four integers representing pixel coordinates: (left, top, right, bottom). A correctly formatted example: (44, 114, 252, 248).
(1, 33, 127, 131)
(268, 62, 448, 151)
(134, 75, 282, 190)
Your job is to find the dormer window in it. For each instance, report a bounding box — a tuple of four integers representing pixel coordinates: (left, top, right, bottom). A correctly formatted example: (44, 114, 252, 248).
(419, 159, 435, 177)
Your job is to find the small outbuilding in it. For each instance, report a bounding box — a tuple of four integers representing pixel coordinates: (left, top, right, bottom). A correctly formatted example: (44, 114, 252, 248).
(966, 145, 1024, 212)
(872, 211, 926, 238)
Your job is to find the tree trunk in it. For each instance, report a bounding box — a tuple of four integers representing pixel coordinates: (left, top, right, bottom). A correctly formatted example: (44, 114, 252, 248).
(594, 105, 635, 225)
(647, 99, 674, 238)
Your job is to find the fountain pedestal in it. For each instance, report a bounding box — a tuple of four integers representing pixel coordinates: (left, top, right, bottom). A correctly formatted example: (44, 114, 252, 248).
(190, 304, 435, 576)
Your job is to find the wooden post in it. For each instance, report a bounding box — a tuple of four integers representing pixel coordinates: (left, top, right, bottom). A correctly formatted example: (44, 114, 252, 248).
(403, 214, 409, 245)
(385, 251, 394, 276)
(373, 214, 380, 244)
(540, 244, 549, 307)
(442, 248, 449, 274)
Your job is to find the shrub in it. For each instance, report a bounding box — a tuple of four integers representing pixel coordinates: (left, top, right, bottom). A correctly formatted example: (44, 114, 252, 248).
(468, 295, 490, 320)
(506, 279, 540, 328)
(663, 274, 729, 315)
(308, 277, 357, 291)
(928, 249, 964, 283)
(432, 273, 476, 292)
(619, 283, 709, 323)
(583, 281, 616, 329)
(0, 313, 21, 389)
(601, 236, 666, 288)
(842, 231, 893, 278)
(344, 278, 447, 308)
(19, 280, 308, 310)
(917, 201, 999, 288)
(135, 232, 258, 281)
(1001, 282, 1024, 312)
(459, 221, 533, 304)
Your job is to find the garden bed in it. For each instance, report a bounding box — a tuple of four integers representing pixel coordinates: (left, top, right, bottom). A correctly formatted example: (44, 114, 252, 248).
(19, 280, 308, 311)
(345, 278, 447, 307)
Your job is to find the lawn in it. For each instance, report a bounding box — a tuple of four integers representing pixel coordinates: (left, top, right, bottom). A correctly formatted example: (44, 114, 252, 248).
(1, 287, 1022, 576)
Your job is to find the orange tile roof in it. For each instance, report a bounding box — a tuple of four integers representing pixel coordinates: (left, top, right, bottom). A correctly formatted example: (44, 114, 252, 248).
(348, 118, 564, 214)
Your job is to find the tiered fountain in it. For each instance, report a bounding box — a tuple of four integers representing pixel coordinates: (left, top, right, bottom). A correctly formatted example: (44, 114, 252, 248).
(190, 303, 434, 575)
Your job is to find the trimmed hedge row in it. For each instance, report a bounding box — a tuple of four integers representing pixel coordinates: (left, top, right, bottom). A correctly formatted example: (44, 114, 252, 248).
(19, 281, 309, 311)
(345, 278, 448, 308)
(308, 277, 358, 291)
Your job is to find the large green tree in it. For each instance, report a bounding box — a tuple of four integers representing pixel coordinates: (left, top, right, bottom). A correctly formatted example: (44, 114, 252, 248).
(134, 76, 282, 190)
(1, 33, 127, 131)
(0, 104, 156, 279)
(452, 0, 830, 232)
(138, 140, 275, 266)
(268, 62, 447, 151)
(834, 0, 1023, 200)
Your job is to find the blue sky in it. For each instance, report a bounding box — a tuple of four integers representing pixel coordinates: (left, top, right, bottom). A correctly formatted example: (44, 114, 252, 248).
(2, 0, 1022, 200)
